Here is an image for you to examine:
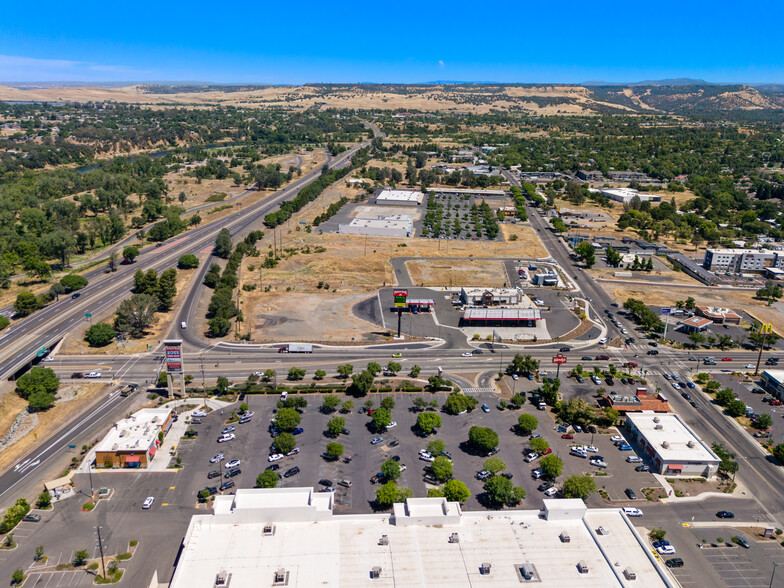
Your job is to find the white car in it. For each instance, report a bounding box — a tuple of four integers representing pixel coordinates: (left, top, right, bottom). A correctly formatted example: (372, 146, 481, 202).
(387, 421, 397, 429)
(610, 435, 624, 443)
(419, 450, 432, 457)
(590, 460, 608, 468)
(217, 433, 235, 443)
(461, 352, 473, 357)
(286, 447, 300, 456)
(224, 459, 240, 469)
(622, 507, 643, 517)
(43, 356, 55, 362)
(142, 497, 154, 509)
(671, 382, 680, 390)
(621, 328, 628, 334)
(585, 445, 599, 453)
(544, 486, 558, 496)
(419, 454, 435, 462)
(210, 453, 224, 463)
(268, 454, 284, 462)
(193, 410, 207, 417)
(512, 374, 519, 381)
(656, 545, 676, 555)
(745, 364, 754, 369)
(86, 371, 102, 378)
(599, 337, 608, 344)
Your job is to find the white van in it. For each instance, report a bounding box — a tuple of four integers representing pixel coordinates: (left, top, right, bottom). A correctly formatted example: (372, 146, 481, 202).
(181, 322, 187, 329)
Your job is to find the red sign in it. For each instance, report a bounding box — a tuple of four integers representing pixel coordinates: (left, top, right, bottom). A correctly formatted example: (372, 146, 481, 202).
(164, 341, 182, 373)
(393, 289, 408, 308)
(552, 354, 567, 364)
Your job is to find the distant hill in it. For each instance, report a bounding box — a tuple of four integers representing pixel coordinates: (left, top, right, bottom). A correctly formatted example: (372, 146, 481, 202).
(582, 78, 712, 86)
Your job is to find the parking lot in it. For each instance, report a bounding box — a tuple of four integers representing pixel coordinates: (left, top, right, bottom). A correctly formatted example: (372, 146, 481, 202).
(413, 192, 506, 242)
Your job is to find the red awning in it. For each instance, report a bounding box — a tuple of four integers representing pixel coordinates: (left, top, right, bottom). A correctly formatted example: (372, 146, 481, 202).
(667, 464, 683, 470)
(124, 455, 141, 463)
(148, 446, 157, 457)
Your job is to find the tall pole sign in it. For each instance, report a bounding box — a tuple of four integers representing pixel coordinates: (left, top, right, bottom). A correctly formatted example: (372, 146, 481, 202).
(393, 289, 408, 337)
(755, 323, 772, 376)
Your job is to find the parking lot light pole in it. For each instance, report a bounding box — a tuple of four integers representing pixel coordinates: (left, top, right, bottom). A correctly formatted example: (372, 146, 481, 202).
(769, 561, 780, 588)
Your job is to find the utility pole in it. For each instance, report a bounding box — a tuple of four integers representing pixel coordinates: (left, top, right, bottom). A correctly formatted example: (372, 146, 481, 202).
(96, 526, 107, 578)
(88, 461, 94, 495)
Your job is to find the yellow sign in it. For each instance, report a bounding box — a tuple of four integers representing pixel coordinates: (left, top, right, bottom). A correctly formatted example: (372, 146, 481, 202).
(760, 323, 773, 335)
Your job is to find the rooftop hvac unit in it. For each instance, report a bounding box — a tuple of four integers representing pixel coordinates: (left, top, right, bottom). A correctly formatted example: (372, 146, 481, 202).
(662, 441, 670, 448)
(687, 440, 696, 448)
(653, 416, 660, 423)
(263, 525, 275, 536)
(370, 567, 382, 579)
(273, 569, 288, 586)
(449, 533, 460, 544)
(480, 563, 491, 575)
(378, 535, 389, 546)
(596, 526, 610, 535)
(624, 567, 637, 580)
(214, 571, 231, 587)
(654, 424, 663, 430)
(577, 560, 589, 574)
(560, 531, 571, 543)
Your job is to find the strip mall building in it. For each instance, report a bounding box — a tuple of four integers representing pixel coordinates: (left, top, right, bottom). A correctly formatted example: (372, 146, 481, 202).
(94, 408, 171, 469)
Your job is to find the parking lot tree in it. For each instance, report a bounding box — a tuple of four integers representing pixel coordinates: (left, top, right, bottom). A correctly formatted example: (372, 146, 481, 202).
(649, 528, 666, 542)
(273, 407, 301, 431)
(314, 370, 326, 380)
(336, 364, 354, 379)
(12, 569, 24, 585)
(367, 362, 382, 376)
(443, 392, 472, 415)
(386, 361, 401, 375)
(428, 375, 452, 391)
(484, 457, 506, 475)
(35, 545, 44, 560)
(562, 475, 597, 499)
(726, 399, 747, 418)
(529, 437, 549, 454)
(557, 398, 595, 429)
(753, 414, 773, 430)
(16, 367, 59, 401)
(468, 426, 498, 453)
(409, 365, 421, 377)
(381, 459, 402, 481)
(273, 432, 296, 455)
(73, 549, 89, 567)
(575, 241, 596, 268)
(429, 399, 440, 410)
(694, 373, 711, 385)
(326, 417, 345, 436)
(416, 412, 442, 434)
(371, 407, 392, 430)
(427, 439, 445, 456)
(427, 487, 445, 498)
(350, 370, 375, 395)
(508, 353, 539, 375)
(484, 475, 518, 505)
(341, 399, 354, 413)
(198, 489, 210, 503)
(517, 414, 538, 435)
(325, 442, 344, 460)
(509, 393, 525, 408)
(717, 335, 733, 349)
(714, 388, 734, 406)
(443, 479, 471, 503)
(321, 394, 340, 413)
(376, 481, 412, 506)
(122, 245, 140, 263)
(36, 491, 51, 509)
(380, 397, 395, 410)
(431, 456, 453, 481)
(412, 397, 428, 411)
(540, 454, 563, 480)
(772, 443, 784, 464)
(256, 470, 279, 488)
(282, 396, 307, 410)
(364, 399, 374, 410)
(239, 403, 249, 412)
(705, 379, 720, 393)
(539, 378, 561, 406)
(177, 254, 199, 270)
(287, 367, 306, 381)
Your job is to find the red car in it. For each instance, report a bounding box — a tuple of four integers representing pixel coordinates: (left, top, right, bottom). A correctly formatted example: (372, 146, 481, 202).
(721, 357, 733, 361)
(540, 448, 552, 456)
(596, 355, 610, 360)
(561, 433, 574, 439)
(772, 400, 782, 406)
(624, 362, 638, 368)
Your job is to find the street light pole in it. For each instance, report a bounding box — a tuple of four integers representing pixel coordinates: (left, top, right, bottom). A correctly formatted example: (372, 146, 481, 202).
(96, 526, 107, 579)
(769, 561, 780, 588)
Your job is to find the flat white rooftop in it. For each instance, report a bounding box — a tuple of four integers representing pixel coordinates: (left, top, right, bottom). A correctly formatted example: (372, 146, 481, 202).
(94, 408, 169, 453)
(169, 490, 671, 588)
(376, 189, 424, 203)
(626, 411, 719, 464)
(763, 370, 784, 385)
(347, 215, 412, 229)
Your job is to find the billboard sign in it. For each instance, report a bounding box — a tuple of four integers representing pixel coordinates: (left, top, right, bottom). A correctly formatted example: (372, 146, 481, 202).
(661, 308, 671, 315)
(552, 354, 567, 364)
(163, 339, 183, 374)
(393, 289, 408, 308)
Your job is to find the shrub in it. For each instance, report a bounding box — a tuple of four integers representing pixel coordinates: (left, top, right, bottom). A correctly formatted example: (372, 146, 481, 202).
(85, 323, 116, 347)
(0, 498, 30, 534)
(177, 254, 200, 269)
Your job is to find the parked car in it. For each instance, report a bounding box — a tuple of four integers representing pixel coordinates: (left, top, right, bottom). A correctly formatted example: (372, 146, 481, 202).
(217, 433, 235, 443)
(481, 403, 490, 413)
(537, 482, 553, 492)
(283, 466, 300, 478)
(476, 470, 491, 481)
(625, 488, 637, 500)
(142, 496, 155, 509)
(590, 459, 608, 468)
(220, 481, 235, 491)
(265, 464, 279, 471)
(635, 465, 650, 472)
(561, 433, 573, 439)
(732, 536, 750, 548)
(292, 428, 304, 435)
(665, 558, 684, 568)
(207, 470, 221, 479)
(622, 507, 643, 517)
(626, 456, 642, 463)
(657, 545, 676, 555)
(22, 513, 41, 522)
(224, 468, 241, 478)
(370, 437, 384, 445)
(224, 459, 240, 469)
(543, 486, 558, 496)
(221, 426, 235, 434)
(618, 443, 633, 451)
(268, 454, 284, 462)
(531, 468, 543, 479)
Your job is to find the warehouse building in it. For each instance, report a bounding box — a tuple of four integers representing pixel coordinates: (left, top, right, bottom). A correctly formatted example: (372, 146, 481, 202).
(600, 188, 662, 203)
(375, 189, 424, 206)
(94, 408, 171, 469)
(624, 412, 720, 478)
(338, 215, 413, 238)
(165, 489, 673, 588)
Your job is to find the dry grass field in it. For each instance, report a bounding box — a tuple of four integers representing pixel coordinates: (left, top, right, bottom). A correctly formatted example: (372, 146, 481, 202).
(406, 259, 508, 287)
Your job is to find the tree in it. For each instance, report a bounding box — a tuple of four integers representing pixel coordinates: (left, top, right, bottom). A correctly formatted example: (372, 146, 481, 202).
(562, 474, 597, 499)
(325, 441, 344, 460)
(376, 481, 412, 506)
(717, 334, 733, 349)
(366, 362, 382, 376)
(550, 217, 567, 232)
(24, 257, 52, 280)
(287, 367, 306, 380)
(371, 407, 392, 430)
(540, 454, 563, 479)
(380, 397, 395, 411)
(214, 228, 233, 259)
(484, 457, 507, 475)
(756, 280, 783, 306)
(726, 399, 746, 418)
(336, 364, 354, 379)
(468, 426, 498, 453)
(207, 316, 231, 337)
(341, 399, 354, 413)
(256, 470, 279, 488)
(517, 414, 538, 435)
(484, 475, 514, 504)
(73, 549, 89, 566)
(273, 408, 301, 431)
(575, 241, 596, 268)
(314, 369, 326, 380)
(684, 296, 696, 310)
(428, 440, 445, 455)
(649, 528, 667, 542)
(122, 246, 140, 263)
(272, 432, 296, 455)
(416, 412, 442, 434)
(529, 437, 549, 454)
(753, 413, 773, 430)
(35, 545, 44, 560)
(83, 322, 115, 347)
(688, 331, 705, 348)
(605, 246, 622, 267)
(509, 353, 539, 375)
(215, 376, 231, 395)
(177, 254, 200, 269)
(443, 479, 471, 502)
(386, 361, 401, 375)
(115, 293, 160, 337)
(11, 569, 24, 585)
(321, 395, 340, 413)
(59, 274, 88, 291)
(263, 369, 277, 383)
(14, 292, 40, 316)
(36, 491, 51, 509)
(349, 370, 375, 395)
(773, 443, 784, 465)
(326, 417, 345, 436)
(156, 268, 178, 311)
(381, 459, 402, 481)
(428, 375, 451, 391)
(715, 388, 735, 406)
(28, 389, 56, 412)
(431, 456, 453, 481)
(539, 377, 561, 406)
(409, 365, 421, 377)
(16, 367, 59, 400)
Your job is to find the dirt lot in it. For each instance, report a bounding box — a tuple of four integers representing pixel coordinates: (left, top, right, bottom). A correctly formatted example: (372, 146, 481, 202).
(609, 286, 784, 335)
(406, 259, 508, 287)
(59, 265, 202, 355)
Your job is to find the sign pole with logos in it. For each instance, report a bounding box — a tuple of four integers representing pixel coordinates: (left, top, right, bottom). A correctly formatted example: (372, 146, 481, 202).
(393, 289, 408, 338)
(755, 323, 773, 376)
(163, 339, 185, 397)
(552, 353, 567, 380)
(660, 308, 672, 342)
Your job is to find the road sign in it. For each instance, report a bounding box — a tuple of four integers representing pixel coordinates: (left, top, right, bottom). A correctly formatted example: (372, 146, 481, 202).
(660, 308, 671, 315)
(552, 354, 567, 364)
(85, 313, 92, 318)
(393, 289, 408, 308)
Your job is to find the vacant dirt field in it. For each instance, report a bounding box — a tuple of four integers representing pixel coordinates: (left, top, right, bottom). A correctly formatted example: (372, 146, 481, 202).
(406, 259, 508, 287)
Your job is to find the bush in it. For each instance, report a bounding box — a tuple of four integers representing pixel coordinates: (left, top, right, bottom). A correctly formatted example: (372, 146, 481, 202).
(0, 498, 30, 534)
(36, 491, 52, 509)
(60, 274, 88, 291)
(177, 254, 200, 270)
(15, 367, 59, 400)
(256, 470, 279, 488)
(11, 569, 24, 585)
(73, 549, 90, 566)
(85, 323, 116, 347)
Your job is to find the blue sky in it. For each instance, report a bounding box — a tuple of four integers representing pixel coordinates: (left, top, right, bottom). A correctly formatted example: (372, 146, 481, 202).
(1, 0, 782, 84)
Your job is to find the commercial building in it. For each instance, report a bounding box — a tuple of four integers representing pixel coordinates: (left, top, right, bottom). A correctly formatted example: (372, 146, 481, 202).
(703, 248, 784, 273)
(677, 316, 713, 333)
(606, 170, 656, 183)
(459, 287, 525, 306)
(761, 370, 784, 398)
(624, 412, 721, 478)
(375, 189, 424, 206)
(430, 187, 507, 197)
(577, 170, 604, 182)
(666, 252, 719, 285)
(696, 306, 742, 325)
(764, 267, 784, 280)
(338, 215, 413, 238)
(605, 388, 671, 414)
(94, 408, 171, 469)
(461, 307, 542, 327)
(532, 271, 559, 286)
(165, 489, 673, 588)
(600, 188, 662, 204)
